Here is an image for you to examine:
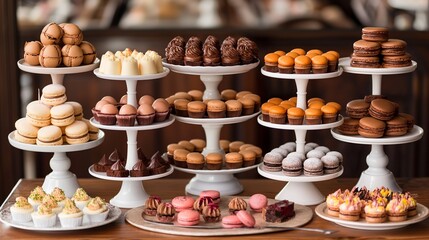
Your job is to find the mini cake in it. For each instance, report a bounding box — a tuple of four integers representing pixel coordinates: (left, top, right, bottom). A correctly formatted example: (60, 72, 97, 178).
(173, 149, 189, 168)
(221, 46, 240, 66)
(278, 55, 294, 73)
(228, 197, 247, 214)
(31, 203, 57, 227)
(28, 186, 46, 211)
(202, 204, 221, 222)
(264, 53, 279, 72)
(225, 152, 243, 169)
(152, 98, 170, 122)
(130, 159, 150, 177)
(186, 152, 205, 170)
(144, 196, 161, 216)
(238, 97, 255, 115)
(261, 102, 276, 122)
(97, 103, 118, 125)
(207, 100, 226, 118)
(148, 151, 169, 174)
(72, 188, 91, 210)
(107, 160, 129, 177)
(294, 55, 311, 74)
(311, 55, 328, 73)
(364, 200, 387, 223)
(10, 196, 34, 223)
(94, 154, 112, 172)
(269, 105, 287, 124)
(58, 198, 84, 227)
(239, 149, 257, 167)
(83, 196, 109, 223)
(205, 152, 223, 170)
(187, 101, 206, 118)
(174, 99, 190, 117)
(339, 197, 361, 221)
(321, 105, 338, 123)
(99, 51, 121, 74)
(287, 107, 305, 125)
(386, 197, 408, 222)
(263, 200, 295, 222)
(326, 189, 343, 217)
(225, 100, 242, 117)
(136, 103, 155, 125)
(156, 202, 176, 223)
(116, 104, 137, 126)
(305, 108, 323, 124)
(193, 196, 214, 213)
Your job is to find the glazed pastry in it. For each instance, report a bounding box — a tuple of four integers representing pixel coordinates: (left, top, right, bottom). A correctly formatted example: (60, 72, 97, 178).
(202, 203, 221, 222)
(156, 202, 176, 223)
(228, 197, 247, 214)
(193, 196, 214, 213)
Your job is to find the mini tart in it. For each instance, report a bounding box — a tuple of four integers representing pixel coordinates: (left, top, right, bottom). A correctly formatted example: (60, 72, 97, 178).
(187, 101, 206, 118)
(83, 197, 109, 223)
(58, 198, 84, 227)
(339, 197, 361, 221)
(10, 196, 34, 223)
(136, 103, 155, 125)
(116, 104, 137, 126)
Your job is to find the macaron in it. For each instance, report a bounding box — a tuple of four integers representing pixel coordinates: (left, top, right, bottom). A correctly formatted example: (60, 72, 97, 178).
(358, 117, 386, 138)
(290, 48, 306, 55)
(277, 55, 294, 73)
(171, 196, 195, 212)
(64, 120, 89, 144)
(382, 53, 412, 68)
(26, 100, 51, 127)
(24, 41, 43, 66)
(262, 152, 283, 172)
(235, 210, 256, 228)
(306, 149, 325, 159)
(303, 158, 324, 176)
(187, 101, 206, 118)
(14, 118, 39, 144)
(50, 103, 75, 127)
(350, 54, 380, 68)
(41, 84, 67, 106)
(187, 90, 203, 101)
(220, 89, 237, 101)
(248, 193, 268, 212)
(321, 155, 340, 174)
(221, 215, 244, 229)
(79, 41, 96, 65)
(361, 26, 389, 42)
(205, 152, 223, 170)
(186, 152, 205, 170)
(311, 55, 328, 73)
(82, 118, 99, 140)
(39, 45, 62, 68)
(199, 190, 220, 204)
(264, 53, 280, 72)
(353, 40, 381, 57)
(282, 156, 303, 176)
(206, 100, 226, 118)
(385, 116, 408, 136)
(337, 117, 360, 135)
(381, 39, 407, 56)
(224, 152, 243, 169)
(36, 125, 63, 146)
(368, 99, 396, 121)
(398, 113, 415, 131)
(66, 101, 83, 120)
(346, 99, 370, 119)
(61, 44, 84, 67)
(177, 209, 200, 226)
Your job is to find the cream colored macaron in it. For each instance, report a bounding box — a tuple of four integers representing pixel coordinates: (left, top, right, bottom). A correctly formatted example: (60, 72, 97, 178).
(65, 120, 89, 144)
(41, 84, 67, 106)
(36, 125, 63, 146)
(66, 101, 83, 120)
(82, 118, 99, 141)
(14, 118, 40, 144)
(26, 100, 51, 127)
(50, 103, 75, 127)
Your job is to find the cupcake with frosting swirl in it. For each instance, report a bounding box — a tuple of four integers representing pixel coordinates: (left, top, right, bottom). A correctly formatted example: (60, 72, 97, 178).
(71, 188, 91, 210)
(58, 198, 84, 227)
(28, 186, 46, 211)
(83, 196, 109, 223)
(50, 187, 66, 208)
(10, 196, 34, 223)
(31, 203, 57, 227)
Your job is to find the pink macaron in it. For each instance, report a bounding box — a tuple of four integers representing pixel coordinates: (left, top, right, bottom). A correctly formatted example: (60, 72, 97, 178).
(248, 193, 268, 212)
(199, 190, 221, 204)
(177, 209, 200, 226)
(171, 196, 195, 212)
(221, 215, 244, 229)
(236, 210, 256, 228)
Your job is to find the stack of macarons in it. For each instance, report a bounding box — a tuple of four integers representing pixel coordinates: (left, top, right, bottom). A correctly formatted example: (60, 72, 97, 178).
(262, 141, 343, 176)
(24, 22, 96, 67)
(338, 96, 414, 138)
(14, 84, 98, 145)
(92, 94, 170, 126)
(167, 139, 263, 170)
(350, 27, 412, 68)
(165, 89, 261, 119)
(264, 48, 340, 74)
(261, 96, 341, 125)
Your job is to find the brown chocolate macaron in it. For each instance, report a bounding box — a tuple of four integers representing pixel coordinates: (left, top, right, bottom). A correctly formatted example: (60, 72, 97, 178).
(353, 40, 381, 57)
(361, 27, 389, 42)
(358, 117, 386, 138)
(350, 54, 380, 68)
(382, 53, 412, 68)
(368, 99, 396, 121)
(337, 117, 360, 135)
(346, 99, 370, 119)
(381, 39, 407, 56)
(385, 116, 408, 136)
(398, 113, 415, 131)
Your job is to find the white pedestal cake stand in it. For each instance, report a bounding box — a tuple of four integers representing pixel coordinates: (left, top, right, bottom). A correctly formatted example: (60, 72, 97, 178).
(174, 112, 260, 196)
(8, 131, 105, 198)
(163, 60, 259, 100)
(91, 68, 175, 208)
(17, 58, 100, 85)
(334, 58, 422, 192)
(258, 68, 344, 205)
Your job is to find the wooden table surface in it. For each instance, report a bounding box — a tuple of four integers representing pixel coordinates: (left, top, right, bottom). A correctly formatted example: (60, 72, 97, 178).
(1, 178, 428, 239)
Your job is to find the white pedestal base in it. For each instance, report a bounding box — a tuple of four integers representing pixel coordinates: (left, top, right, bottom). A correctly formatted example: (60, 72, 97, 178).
(355, 170, 401, 192)
(110, 181, 149, 208)
(275, 182, 325, 206)
(185, 174, 243, 196)
(42, 171, 79, 198)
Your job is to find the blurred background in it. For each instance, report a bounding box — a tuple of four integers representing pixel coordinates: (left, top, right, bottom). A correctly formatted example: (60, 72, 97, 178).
(1, 0, 429, 202)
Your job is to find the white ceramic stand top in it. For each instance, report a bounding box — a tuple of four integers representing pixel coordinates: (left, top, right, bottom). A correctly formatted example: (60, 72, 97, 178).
(8, 131, 105, 198)
(17, 58, 100, 85)
(163, 60, 259, 100)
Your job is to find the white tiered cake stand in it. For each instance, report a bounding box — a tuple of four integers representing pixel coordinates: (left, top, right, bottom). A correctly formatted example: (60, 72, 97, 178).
(332, 58, 422, 192)
(13, 59, 102, 197)
(162, 61, 260, 195)
(257, 67, 344, 205)
(90, 68, 175, 208)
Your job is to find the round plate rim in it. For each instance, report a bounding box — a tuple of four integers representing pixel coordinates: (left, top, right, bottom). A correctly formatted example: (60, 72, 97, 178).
(93, 67, 170, 80)
(88, 165, 174, 181)
(261, 67, 343, 79)
(89, 116, 175, 131)
(172, 163, 258, 175)
(257, 114, 344, 130)
(17, 58, 100, 75)
(257, 164, 344, 182)
(339, 57, 417, 75)
(174, 111, 259, 125)
(162, 59, 259, 75)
